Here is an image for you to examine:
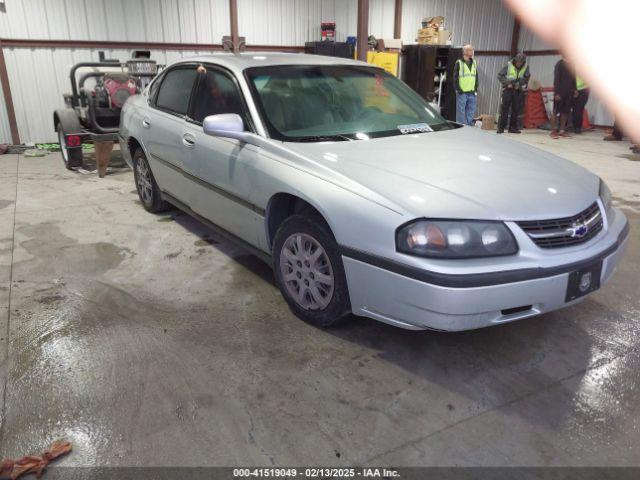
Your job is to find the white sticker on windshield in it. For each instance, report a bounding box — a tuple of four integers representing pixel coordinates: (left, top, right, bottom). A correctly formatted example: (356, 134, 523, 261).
(397, 123, 433, 134)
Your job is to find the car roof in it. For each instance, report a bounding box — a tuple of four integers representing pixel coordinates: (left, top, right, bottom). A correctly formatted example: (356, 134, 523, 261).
(175, 52, 372, 74)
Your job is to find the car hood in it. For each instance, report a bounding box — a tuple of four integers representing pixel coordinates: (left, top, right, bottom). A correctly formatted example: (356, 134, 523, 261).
(283, 127, 599, 221)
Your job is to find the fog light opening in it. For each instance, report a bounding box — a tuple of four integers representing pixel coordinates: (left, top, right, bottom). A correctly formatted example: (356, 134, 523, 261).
(501, 305, 533, 316)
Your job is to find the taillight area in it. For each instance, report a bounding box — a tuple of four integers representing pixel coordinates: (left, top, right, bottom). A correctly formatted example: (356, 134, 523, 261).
(65, 135, 81, 147)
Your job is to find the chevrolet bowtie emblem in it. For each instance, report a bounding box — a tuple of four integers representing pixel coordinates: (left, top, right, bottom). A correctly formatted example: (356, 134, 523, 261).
(568, 222, 589, 238)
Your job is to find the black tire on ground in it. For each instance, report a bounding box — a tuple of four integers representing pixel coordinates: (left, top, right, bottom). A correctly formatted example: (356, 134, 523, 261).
(132, 147, 170, 213)
(272, 214, 351, 327)
(56, 123, 83, 170)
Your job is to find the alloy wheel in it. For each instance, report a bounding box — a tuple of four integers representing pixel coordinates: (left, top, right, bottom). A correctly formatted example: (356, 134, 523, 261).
(136, 158, 153, 205)
(279, 233, 335, 310)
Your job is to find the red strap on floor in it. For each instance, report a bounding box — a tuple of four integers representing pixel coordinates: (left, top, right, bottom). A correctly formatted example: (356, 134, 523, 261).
(0, 440, 71, 479)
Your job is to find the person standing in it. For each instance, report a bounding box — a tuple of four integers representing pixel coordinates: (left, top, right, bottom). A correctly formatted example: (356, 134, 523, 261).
(497, 53, 530, 133)
(572, 75, 590, 133)
(550, 57, 576, 139)
(454, 44, 478, 125)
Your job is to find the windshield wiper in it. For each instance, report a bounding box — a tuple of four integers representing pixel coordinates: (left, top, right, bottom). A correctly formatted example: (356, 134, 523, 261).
(294, 134, 354, 142)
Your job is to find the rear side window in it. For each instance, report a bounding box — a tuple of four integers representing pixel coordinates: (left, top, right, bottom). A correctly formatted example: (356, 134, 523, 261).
(155, 67, 198, 115)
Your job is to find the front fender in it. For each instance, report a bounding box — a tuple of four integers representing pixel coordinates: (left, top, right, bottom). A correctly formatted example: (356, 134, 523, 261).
(252, 156, 406, 256)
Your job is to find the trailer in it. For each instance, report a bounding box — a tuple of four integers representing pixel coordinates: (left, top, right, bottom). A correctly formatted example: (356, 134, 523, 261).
(53, 50, 160, 170)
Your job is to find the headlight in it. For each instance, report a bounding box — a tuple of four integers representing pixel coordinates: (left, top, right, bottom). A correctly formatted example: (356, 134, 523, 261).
(396, 220, 518, 259)
(599, 178, 613, 215)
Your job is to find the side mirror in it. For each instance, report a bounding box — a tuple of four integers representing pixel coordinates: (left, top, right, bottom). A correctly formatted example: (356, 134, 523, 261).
(202, 113, 251, 142)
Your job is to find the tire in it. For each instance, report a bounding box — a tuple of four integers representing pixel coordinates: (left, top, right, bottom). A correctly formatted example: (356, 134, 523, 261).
(273, 214, 351, 327)
(132, 147, 169, 213)
(57, 123, 83, 170)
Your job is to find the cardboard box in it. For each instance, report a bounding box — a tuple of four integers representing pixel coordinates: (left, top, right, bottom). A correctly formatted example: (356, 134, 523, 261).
(438, 30, 452, 45)
(417, 27, 438, 45)
(422, 16, 444, 29)
(476, 114, 496, 130)
(417, 27, 438, 38)
(417, 27, 451, 45)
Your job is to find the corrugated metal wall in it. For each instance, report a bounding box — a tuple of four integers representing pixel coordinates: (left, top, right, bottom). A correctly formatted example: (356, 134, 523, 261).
(237, 0, 396, 45)
(2, 48, 221, 144)
(0, 79, 12, 143)
(0, 0, 229, 43)
(525, 55, 560, 87)
(0, 0, 230, 143)
(0, 0, 519, 143)
(238, 0, 359, 45)
(236, 0, 513, 52)
(518, 24, 554, 51)
(476, 55, 510, 118)
(369, 0, 395, 39)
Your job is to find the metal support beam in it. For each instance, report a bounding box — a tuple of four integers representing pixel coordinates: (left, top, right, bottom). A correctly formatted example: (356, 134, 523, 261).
(510, 18, 521, 57)
(393, 0, 403, 39)
(0, 40, 19, 145)
(0, 38, 224, 51)
(0, 38, 557, 58)
(229, 0, 239, 53)
(357, 0, 369, 61)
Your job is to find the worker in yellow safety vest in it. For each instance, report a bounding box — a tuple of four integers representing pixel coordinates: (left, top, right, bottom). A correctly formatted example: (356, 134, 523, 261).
(497, 52, 530, 133)
(453, 44, 478, 125)
(572, 75, 590, 134)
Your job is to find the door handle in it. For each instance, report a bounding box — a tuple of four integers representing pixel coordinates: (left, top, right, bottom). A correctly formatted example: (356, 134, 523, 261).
(142, 117, 151, 128)
(182, 133, 196, 148)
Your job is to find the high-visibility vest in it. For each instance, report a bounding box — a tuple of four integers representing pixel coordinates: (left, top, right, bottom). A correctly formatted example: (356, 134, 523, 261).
(457, 59, 477, 93)
(507, 62, 527, 81)
(576, 76, 588, 90)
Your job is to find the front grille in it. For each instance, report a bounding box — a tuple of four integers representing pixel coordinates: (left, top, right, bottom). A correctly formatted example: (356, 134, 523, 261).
(517, 202, 603, 249)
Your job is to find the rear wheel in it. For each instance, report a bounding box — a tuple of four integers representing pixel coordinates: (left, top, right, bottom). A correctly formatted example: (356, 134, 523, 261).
(133, 147, 169, 213)
(57, 123, 83, 170)
(273, 215, 351, 327)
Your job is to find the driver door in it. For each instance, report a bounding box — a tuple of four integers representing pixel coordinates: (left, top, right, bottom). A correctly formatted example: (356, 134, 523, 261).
(182, 65, 262, 247)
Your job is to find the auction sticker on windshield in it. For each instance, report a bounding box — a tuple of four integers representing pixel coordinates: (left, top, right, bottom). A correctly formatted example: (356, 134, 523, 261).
(398, 123, 433, 134)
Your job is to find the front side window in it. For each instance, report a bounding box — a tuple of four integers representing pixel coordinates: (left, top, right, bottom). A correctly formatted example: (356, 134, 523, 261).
(191, 68, 246, 124)
(245, 65, 452, 142)
(155, 67, 198, 115)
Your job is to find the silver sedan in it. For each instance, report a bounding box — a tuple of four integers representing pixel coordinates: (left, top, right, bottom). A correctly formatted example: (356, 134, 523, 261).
(119, 53, 629, 331)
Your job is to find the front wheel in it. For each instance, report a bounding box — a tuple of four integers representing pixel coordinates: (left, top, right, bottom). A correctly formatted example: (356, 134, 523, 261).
(133, 148, 169, 213)
(273, 215, 351, 327)
(57, 123, 83, 170)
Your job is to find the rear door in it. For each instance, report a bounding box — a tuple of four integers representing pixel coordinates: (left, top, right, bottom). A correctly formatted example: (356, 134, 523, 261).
(181, 64, 263, 247)
(144, 64, 198, 203)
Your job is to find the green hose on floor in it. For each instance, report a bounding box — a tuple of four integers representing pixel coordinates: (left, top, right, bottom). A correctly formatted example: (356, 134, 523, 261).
(35, 143, 95, 152)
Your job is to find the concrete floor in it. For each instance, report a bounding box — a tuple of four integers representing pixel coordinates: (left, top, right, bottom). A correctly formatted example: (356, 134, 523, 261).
(0, 130, 639, 467)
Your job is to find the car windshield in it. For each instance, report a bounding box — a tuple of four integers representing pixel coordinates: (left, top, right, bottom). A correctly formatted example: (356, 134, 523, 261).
(245, 65, 453, 142)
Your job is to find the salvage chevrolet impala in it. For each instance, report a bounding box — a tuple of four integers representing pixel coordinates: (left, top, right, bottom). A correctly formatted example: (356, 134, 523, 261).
(119, 53, 629, 331)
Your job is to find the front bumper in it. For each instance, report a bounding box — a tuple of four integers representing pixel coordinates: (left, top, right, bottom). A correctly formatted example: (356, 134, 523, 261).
(342, 211, 629, 331)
